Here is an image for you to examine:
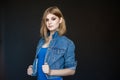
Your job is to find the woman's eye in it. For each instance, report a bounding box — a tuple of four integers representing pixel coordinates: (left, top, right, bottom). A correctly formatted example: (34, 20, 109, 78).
(52, 17, 56, 20)
(46, 19, 49, 21)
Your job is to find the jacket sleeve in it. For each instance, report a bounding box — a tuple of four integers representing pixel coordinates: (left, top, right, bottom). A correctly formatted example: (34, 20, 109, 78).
(64, 40, 77, 70)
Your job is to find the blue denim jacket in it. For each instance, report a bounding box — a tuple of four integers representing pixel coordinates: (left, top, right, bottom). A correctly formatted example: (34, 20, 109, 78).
(32, 32, 77, 79)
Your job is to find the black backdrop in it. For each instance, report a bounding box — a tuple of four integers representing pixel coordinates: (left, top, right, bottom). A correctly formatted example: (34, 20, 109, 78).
(0, 0, 119, 80)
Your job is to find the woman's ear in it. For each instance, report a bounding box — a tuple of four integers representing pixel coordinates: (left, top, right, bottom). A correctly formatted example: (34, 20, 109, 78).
(59, 17, 63, 23)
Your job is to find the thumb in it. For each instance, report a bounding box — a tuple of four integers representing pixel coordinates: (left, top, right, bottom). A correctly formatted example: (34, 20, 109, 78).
(44, 62, 48, 65)
(29, 65, 33, 68)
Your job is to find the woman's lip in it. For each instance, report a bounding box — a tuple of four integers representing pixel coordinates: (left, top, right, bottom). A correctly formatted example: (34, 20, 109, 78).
(48, 26, 53, 28)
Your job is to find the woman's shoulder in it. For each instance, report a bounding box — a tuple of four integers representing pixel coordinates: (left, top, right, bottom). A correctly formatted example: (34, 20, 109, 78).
(59, 36, 74, 45)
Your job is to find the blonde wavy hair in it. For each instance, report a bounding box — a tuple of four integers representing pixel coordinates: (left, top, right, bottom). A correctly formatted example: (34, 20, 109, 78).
(40, 6, 66, 42)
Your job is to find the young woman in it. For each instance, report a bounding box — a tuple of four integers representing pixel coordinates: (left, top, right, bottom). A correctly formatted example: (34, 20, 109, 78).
(27, 6, 77, 80)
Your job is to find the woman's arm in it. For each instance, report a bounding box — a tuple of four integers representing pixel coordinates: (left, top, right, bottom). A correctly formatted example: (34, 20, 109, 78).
(42, 63, 75, 76)
(49, 69, 75, 76)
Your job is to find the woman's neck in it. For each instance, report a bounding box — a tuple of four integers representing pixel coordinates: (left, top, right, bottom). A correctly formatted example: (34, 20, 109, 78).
(49, 31, 56, 39)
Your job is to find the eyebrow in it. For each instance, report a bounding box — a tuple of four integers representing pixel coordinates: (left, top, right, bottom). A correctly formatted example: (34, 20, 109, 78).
(46, 16, 57, 19)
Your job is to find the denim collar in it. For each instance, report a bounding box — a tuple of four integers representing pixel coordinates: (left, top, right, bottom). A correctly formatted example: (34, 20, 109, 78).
(52, 31, 59, 39)
(48, 31, 59, 40)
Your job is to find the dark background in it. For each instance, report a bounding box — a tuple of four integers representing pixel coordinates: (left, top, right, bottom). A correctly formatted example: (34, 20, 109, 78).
(0, 0, 119, 80)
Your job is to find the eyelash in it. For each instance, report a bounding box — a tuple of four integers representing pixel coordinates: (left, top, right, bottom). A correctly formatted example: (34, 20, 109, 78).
(52, 18, 56, 20)
(46, 19, 49, 21)
(46, 17, 56, 21)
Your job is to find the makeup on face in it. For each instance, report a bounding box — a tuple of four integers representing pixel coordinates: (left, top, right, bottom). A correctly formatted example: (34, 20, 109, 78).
(46, 13, 61, 32)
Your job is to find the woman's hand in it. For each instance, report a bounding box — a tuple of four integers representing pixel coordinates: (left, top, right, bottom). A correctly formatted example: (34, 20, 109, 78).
(42, 63, 50, 74)
(27, 65, 33, 75)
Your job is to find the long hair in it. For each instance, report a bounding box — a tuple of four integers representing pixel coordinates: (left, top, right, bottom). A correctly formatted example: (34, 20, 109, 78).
(40, 6, 66, 42)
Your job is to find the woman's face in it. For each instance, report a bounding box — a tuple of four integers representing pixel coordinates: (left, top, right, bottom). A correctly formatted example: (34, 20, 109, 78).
(46, 13, 62, 32)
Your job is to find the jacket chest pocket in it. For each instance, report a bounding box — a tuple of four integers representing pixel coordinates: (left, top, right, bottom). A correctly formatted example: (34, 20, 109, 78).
(51, 47, 65, 55)
(49, 47, 66, 61)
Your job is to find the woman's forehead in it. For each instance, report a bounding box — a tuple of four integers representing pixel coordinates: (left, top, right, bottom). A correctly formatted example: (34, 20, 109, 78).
(46, 13, 58, 18)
